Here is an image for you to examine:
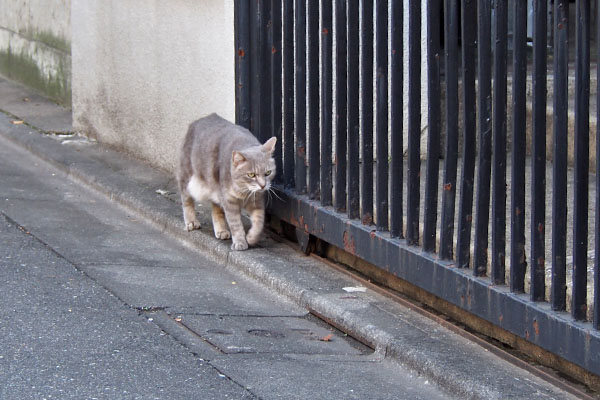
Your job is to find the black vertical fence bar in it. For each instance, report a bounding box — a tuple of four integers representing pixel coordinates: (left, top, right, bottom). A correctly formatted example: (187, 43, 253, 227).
(249, 0, 262, 134)
(361, 0, 374, 224)
(473, 0, 492, 275)
(235, 0, 251, 129)
(295, 0, 307, 194)
(259, 1, 272, 143)
(491, 0, 507, 285)
(406, 0, 421, 245)
(307, 1, 320, 199)
(375, 0, 388, 231)
(321, 0, 333, 206)
(510, 0, 527, 291)
(572, 0, 590, 321)
(551, 0, 568, 311)
(423, 0, 441, 252)
(283, 0, 295, 189)
(390, 0, 404, 238)
(271, 0, 283, 184)
(334, 0, 347, 212)
(596, 0, 600, 330)
(456, 0, 477, 269)
(530, 0, 547, 301)
(439, 0, 459, 258)
(347, 0, 360, 220)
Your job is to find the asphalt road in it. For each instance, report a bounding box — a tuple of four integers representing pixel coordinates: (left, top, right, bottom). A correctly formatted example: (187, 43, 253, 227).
(0, 129, 448, 399)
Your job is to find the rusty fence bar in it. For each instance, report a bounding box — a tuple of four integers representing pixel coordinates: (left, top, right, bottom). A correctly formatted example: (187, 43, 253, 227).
(423, 0, 441, 252)
(389, 0, 403, 238)
(361, 0, 374, 225)
(573, 0, 590, 321)
(270, 0, 283, 184)
(510, 0, 527, 292)
(474, 0, 492, 276)
(234, 0, 600, 378)
(375, 0, 388, 232)
(334, 0, 347, 212)
(439, 0, 459, 259)
(531, 0, 548, 302)
(294, 0, 306, 194)
(321, 0, 333, 206)
(552, 0, 568, 312)
(307, 0, 320, 200)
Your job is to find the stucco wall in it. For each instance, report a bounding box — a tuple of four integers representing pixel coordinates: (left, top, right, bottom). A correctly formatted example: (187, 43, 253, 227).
(71, 0, 235, 173)
(0, 0, 71, 106)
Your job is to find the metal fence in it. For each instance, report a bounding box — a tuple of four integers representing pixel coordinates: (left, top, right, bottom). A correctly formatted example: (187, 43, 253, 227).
(234, 0, 600, 376)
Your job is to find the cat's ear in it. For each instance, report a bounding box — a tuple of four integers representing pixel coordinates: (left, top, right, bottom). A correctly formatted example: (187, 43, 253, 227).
(262, 137, 277, 154)
(232, 151, 247, 168)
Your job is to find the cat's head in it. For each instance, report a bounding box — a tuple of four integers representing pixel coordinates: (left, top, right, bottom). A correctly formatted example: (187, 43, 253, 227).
(231, 137, 277, 196)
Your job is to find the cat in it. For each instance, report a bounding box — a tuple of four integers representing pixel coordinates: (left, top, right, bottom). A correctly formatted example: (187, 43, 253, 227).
(177, 113, 277, 251)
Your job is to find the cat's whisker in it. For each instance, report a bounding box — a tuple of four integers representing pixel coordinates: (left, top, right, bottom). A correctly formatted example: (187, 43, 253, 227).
(268, 187, 284, 202)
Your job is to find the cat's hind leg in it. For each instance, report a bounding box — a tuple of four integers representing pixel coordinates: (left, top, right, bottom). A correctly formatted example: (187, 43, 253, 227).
(181, 191, 201, 231)
(211, 202, 231, 240)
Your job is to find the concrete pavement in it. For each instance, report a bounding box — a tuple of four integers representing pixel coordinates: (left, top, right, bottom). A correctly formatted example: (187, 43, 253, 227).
(0, 76, 582, 399)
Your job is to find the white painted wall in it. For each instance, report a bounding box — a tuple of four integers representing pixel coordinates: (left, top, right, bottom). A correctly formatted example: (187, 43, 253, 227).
(71, 0, 235, 172)
(0, 0, 71, 105)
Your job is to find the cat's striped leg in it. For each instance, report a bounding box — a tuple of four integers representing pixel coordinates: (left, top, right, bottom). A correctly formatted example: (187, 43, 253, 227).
(211, 202, 231, 240)
(181, 192, 201, 231)
(246, 206, 265, 246)
(223, 199, 248, 251)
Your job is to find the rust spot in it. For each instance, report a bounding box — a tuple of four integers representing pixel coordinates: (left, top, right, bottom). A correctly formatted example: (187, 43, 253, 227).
(298, 215, 305, 227)
(533, 320, 539, 336)
(304, 224, 309, 232)
(537, 223, 544, 233)
(272, 46, 277, 54)
(238, 48, 246, 57)
(392, 49, 396, 55)
(290, 213, 299, 226)
(499, 314, 504, 323)
(558, 23, 564, 30)
(515, 207, 521, 216)
(342, 231, 356, 255)
(525, 330, 530, 340)
(466, 214, 472, 222)
(322, 28, 329, 34)
(297, 146, 306, 160)
(444, 183, 452, 191)
(537, 257, 544, 266)
(361, 213, 373, 226)
(369, 231, 376, 239)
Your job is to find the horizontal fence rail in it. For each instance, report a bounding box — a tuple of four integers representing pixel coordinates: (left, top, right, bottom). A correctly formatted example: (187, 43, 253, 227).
(234, 0, 600, 376)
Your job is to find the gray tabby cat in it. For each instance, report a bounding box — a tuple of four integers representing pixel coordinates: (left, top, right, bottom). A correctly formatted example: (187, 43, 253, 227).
(177, 113, 277, 251)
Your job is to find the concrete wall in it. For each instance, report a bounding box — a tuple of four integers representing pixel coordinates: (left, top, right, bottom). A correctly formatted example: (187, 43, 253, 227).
(0, 0, 71, 106)
(71, 0, 236, 172)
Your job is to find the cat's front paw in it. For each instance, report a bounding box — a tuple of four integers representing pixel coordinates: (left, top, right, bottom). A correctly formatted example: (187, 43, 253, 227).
(185, 220, 201, 231)
(231, 239, 248, 251)
(215, 230, 231, 240)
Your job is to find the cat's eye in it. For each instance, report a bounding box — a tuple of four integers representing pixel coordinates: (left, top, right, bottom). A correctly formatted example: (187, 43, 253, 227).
(247, 172, 256, 178)
(265, 170, 272, 176)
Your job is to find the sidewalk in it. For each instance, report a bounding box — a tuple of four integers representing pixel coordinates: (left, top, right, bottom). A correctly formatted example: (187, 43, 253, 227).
(0, 76, 583, 399)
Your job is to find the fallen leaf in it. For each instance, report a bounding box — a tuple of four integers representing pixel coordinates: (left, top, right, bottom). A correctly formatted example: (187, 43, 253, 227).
(174, 317, 182, 322)
(11, 120, 24, 125)
(155, 189, 171, 196)
(320, 334, 333, 342)
(342, 286, 367, 293)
